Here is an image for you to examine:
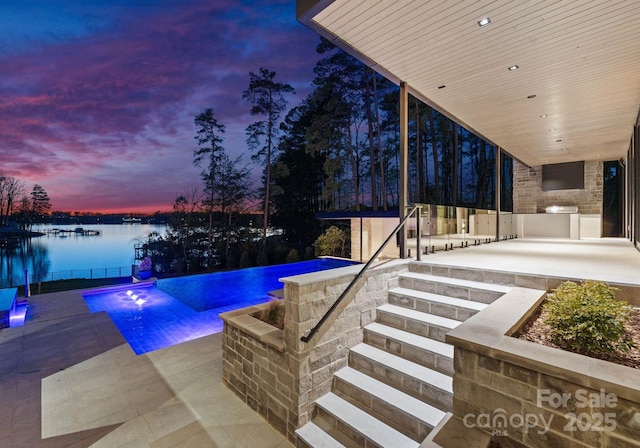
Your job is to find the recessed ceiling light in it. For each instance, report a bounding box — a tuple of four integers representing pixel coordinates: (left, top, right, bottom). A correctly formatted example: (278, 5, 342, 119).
(549, 129, 557, 132)
(508, 65, 519, 71)
(477, 17, 491, 27)
(555, 139, 562, 143)
(561, 148, 568, 151)
(438, 85, 446, 89)
(540, 114, 548, 118)
(527, 94, 537, 99)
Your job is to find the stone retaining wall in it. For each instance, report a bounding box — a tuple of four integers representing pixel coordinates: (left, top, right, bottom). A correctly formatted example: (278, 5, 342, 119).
(221, 302, 291, 435)
(446, 287, 640, 448)
(221, 259, 409, 443)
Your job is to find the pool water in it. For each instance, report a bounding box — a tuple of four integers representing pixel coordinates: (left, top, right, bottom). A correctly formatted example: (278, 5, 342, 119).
(83, 258, 357, 355)
(156, 258, 357, 312)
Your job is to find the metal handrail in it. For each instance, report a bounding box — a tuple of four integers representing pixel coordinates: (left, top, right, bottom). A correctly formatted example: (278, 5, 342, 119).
(301, 205, 422, 344)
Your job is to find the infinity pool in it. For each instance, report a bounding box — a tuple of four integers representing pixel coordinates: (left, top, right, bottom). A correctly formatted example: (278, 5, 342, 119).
(83, 258, 357, 354)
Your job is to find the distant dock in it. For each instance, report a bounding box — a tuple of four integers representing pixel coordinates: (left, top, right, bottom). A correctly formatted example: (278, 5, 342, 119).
(44, 228, 100, 236)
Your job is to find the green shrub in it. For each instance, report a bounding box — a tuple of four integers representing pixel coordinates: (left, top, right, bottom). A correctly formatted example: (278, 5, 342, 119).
(305, 246, 314, 260)
(256, 251, 268, 266)
(239, 251, 252, 268)
(313, 226, 347, 257)
(543, 280, 635, 356)
(286, 249, 299, 263)
(225, 251, 239, 269)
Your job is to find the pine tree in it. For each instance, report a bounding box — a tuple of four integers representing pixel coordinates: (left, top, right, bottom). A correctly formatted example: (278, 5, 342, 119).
(193, 108, 225, 268)
(242, 67, 294, 247)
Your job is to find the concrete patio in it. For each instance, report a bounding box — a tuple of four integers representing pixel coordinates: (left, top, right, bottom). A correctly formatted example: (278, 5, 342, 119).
(0, 290, 292, 448)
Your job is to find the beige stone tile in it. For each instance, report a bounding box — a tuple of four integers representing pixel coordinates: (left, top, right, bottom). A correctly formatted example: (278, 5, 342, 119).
(146, 349, 207, 376)
(41, 374, 78, 438)
(88, 417, 155, 448)
(41, 405, 79, 439)
(66, 350, 117, 373)
(223, 422, 292, 448)
(39, 376, 69, 404)
(73, 386, 138, 430)
(161, 363, 214, 394)
(104, 343, 138, 364)
(115, 359, 164, 387)
(143, 398, 200, 440)
(66, 365, 123, 396)
(151, 420, 216, 448)
(125, 378, 176, 415)
(10, 291, 288, 447)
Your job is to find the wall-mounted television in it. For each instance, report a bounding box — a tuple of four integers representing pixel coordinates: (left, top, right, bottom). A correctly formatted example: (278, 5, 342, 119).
(542, 161, 584, 191)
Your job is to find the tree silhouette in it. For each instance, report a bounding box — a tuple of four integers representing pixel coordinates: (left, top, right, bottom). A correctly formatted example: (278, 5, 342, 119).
(193, 108, 225, 268)
(242, 67, 294, 247)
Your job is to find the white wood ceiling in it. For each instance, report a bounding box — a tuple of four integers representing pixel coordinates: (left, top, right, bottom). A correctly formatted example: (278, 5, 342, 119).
(298, 0, 640, 167)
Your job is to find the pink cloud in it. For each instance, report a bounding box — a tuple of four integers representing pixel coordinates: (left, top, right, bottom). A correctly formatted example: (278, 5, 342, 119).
(0, 0, 320, 212)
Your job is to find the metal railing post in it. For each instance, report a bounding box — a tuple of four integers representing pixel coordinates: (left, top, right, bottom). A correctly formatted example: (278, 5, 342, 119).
(416, 205, 422, 261)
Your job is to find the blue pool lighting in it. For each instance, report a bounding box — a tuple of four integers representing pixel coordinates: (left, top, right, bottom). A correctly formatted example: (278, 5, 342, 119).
(9, 302, 27, 327)
(83, 258, 357, 355)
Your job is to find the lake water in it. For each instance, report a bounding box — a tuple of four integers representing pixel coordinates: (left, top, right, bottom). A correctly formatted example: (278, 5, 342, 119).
(0, 224, 167, 288)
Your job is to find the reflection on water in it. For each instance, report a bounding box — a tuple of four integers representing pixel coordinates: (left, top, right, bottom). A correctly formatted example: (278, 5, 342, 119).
(0, 224, 167, 288)
(0, 238, 51, 288)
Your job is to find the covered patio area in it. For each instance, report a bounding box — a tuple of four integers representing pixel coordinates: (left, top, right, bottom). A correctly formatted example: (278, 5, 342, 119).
(415, 237, 640, 291)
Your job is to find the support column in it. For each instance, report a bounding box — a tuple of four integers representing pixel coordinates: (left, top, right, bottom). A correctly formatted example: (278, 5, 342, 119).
(359, 217, 363, 262)
(399, 81, 409, 258)
(495, 147, 501, 241)
(629, 127, 637, 243)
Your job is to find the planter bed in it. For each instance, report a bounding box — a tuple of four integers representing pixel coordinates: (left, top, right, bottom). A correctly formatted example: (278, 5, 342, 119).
(438, 287, 640, 448)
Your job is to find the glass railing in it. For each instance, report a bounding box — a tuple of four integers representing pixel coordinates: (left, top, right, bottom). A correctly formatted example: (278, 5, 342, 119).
(3, 266, 133, 288)
(407, 204, 516, 254)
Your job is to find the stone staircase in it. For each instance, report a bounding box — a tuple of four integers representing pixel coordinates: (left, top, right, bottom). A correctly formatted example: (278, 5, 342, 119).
(295, 263, 512, 448)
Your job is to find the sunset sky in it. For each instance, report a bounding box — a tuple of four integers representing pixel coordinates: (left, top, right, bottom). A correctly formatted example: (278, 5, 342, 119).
(0, 0, 321, 213)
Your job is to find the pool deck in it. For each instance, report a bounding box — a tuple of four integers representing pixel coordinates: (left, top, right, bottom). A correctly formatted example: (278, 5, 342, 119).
(0, 289, 291, 448)
(1, 237, 640, 447)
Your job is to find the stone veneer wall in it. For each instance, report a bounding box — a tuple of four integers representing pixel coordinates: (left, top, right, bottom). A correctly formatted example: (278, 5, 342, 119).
(447, 287, 640, 448)
(513, 159, 603, 214)
(221, 305, 289, 435)
(222, 260, 408, 443)
(454, 348, 640, 448)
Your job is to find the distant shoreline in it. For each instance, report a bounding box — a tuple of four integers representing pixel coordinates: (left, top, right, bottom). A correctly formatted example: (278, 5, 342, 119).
(0, 227, 46, 240)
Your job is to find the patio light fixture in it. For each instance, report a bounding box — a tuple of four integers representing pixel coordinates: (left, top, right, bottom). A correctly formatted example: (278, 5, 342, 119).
(477, 17, 491, 27)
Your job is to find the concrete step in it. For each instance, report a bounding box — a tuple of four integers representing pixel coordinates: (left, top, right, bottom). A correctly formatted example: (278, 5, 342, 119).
(314, 392, 420, 448)
(295, 421, 346, 448)
(349, 343, 453, 411)
(376, 303, 460, 342)
(333, 367, 446, 442)
(388, 286, 487, 321)
(364, 322, 454, 375)
(422, 413, 493, 448)
(398, 272, 511, 304)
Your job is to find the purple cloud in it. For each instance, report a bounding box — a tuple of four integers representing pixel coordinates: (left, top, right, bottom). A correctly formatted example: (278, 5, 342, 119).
(0, 0, 320, 212)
